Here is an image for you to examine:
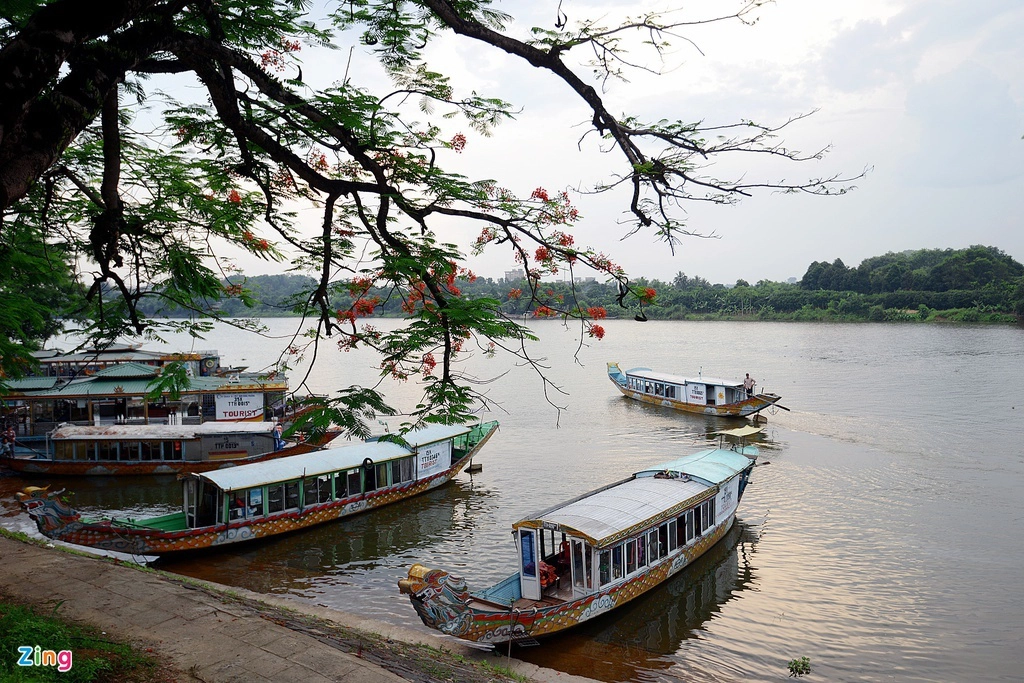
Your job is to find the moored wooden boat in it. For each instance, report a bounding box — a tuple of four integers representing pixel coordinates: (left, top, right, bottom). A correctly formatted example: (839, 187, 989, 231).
(16, 421, 499, 555)
(607, 362, 782, 418)
(398, 426, 761, 645)
(2, 422, 341, 476)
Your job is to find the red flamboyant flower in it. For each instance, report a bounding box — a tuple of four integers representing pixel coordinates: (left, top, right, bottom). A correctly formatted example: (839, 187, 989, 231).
(508, 288, 522, 300)
(535, 246, 550, 262)
(530, 187, 550, 202)
(587, 306, 607, 320)
(228, 189, 242, 203)
(641, 287, 657, 302)
(451, 133, 467, 152)
(587, 324, 606, 340)
(533, 305, 556, 318)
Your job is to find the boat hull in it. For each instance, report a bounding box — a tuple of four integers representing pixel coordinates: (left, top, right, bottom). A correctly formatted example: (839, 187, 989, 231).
(403, 514, 736, 644)
(611, 384, 779, 417)
(2, 432, 341, 476)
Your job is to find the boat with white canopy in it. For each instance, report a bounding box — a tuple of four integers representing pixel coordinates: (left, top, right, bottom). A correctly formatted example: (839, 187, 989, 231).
(399, 426, 761, 645)
(17, 421, 498, 556)
(607, 362, 782, 418)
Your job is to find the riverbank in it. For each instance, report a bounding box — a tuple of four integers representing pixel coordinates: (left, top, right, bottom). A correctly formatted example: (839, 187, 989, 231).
(0, 531, 594, 683)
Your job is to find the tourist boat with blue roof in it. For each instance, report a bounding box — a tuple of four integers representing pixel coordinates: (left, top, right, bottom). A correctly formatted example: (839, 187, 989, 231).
(17, 421, 498, 556)
(399, 426, 761, 645)
(607, 362, 782, 418)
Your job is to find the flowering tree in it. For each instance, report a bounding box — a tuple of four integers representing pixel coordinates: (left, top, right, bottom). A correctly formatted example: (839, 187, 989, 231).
(0, 0, 854, 430)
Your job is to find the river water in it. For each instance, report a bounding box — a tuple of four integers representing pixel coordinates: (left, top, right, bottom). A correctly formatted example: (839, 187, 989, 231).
(3, 319, 1023, 681)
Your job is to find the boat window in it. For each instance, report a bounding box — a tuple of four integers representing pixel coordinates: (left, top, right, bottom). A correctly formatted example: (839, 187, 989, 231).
(686, 510, 695, 543)
(572, 541, 589, 589)
(140, 441, 158, 461)
(229, 492, 248, 520)
(658, 524, 669, 556)
(612, 545, 623, 580)
(391, 457, 415, 485)
(375, 462, 389, 488)
(666, 385, 677, 399)
(347, 469, 361, 496)
(248, 488, 263, 516)
(285, 481, 300, 510)
(648, 530, 659, 563)
(636, 537, 646, 567)
(230, 487, 263, 520)
(520, 530, 536, 578)
(599, 550, 610, 586)
(97, 441, 115, 461)
(267, 483, 285, 513)
(708, 498, 716, 527)
(364, 463, 378, 491)
(668, 520, 679, 552)
(626, 541, 637, 575)
(655, 383, 664, 396)
(116, 441, 134, 460)
(304, 474, 331, 506)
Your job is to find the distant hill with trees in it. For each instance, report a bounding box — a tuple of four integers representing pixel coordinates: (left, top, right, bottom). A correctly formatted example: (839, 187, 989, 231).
(140, 245, 1024, 324)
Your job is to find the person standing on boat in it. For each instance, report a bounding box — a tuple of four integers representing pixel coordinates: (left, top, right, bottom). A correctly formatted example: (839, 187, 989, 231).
(743, 373, 756, 397)
(272, 423, 285, 451)
(1, 424, 15, 457)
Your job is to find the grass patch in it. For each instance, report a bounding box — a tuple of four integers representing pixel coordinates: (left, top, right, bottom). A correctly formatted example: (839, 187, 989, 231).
(0, 595, 170, 682)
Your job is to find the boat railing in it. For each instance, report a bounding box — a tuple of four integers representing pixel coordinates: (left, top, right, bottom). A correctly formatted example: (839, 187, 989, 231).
(454, 420, 499, 453)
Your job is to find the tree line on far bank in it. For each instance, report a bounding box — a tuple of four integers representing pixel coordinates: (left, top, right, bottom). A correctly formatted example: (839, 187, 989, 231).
(139, 245, 1024, 324)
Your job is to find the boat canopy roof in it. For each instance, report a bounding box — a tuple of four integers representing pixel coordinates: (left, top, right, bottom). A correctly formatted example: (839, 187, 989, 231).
(373, 424, 472, 447)
(51, 422, 276, 440)
(624, 367, 741, 388)
(636, 447, 755, 487)
(195, 424, 471, 491)
(711, 425, 764, 439)
(515, 446, 756, 547)
(514, 476, 709, 548)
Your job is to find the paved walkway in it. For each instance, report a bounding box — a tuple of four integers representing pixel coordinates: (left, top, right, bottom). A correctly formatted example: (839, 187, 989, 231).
(0, 536, 591, 683)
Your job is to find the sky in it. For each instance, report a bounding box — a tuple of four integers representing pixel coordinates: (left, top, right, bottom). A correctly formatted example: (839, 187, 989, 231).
(240, 0, 1024, 285)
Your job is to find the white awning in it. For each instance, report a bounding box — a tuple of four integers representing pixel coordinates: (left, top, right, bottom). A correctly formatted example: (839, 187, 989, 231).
(517, 477, 709, 547)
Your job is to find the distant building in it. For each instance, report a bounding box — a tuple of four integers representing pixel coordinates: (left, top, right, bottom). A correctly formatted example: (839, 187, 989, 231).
(503, 270, 523, 282)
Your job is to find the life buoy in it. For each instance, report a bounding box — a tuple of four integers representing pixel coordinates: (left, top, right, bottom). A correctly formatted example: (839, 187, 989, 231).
(204, 359, 216, 369)
(362, 457, 374, 470)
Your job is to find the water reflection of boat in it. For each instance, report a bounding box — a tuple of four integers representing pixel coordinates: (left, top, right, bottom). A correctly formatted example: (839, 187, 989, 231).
(399, 427, 759, 645)
(515, 520, 758, 681)
(607, 362, 782, 418)
(17, 422, 498, 556)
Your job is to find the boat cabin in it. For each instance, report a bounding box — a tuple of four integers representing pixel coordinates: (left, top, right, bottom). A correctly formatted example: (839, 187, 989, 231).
(47, 423, 278, 464)
(179, 424, 476, 529)
(622, 368, 746, 407)
(505, 447, 756, 604)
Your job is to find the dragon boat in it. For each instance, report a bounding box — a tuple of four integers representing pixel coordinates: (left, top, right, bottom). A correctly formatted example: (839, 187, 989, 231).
(399, 426, 761, 645)
(17, 421, 498, 556)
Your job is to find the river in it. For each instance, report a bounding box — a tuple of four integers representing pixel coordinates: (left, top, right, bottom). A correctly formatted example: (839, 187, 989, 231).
(3, 319, 1023, 681)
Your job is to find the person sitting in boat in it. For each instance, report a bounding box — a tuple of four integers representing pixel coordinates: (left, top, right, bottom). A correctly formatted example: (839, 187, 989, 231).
(272, 423, 285, 451)
(539, 561, 559, 590)
(743, 373, 756, 397)
(230, 494, 248, 520)
(555, 540, 570, 573)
